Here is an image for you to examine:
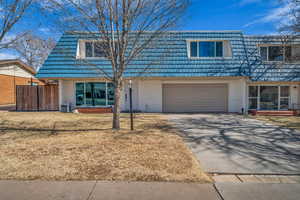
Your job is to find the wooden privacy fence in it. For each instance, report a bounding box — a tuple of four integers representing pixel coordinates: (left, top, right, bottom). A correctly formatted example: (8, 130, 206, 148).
(16, 85, 59, 111)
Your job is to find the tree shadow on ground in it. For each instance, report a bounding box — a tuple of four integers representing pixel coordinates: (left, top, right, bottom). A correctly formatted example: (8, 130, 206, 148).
(168, 114, 300, 173)
(261, 116, 300, 131)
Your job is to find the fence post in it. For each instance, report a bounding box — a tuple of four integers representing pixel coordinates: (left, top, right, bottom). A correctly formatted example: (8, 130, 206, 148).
(15, 86, 18, 111)
(37, 86, 39, 111)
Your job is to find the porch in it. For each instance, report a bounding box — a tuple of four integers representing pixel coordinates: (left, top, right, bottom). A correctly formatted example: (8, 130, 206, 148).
(249, 110, 297, 116)
(247, 84, 300, 116)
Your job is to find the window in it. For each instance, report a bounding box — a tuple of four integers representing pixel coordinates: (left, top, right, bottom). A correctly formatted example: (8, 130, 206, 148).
(75, 82, 114, 106)
(190, 42, 198, 57)
(260, 86, 278, 110)
(260, 47, 268, 61)
(280, 86, 289, 110)
(85, 42, 93, 57)
(248, 86, 290, 110)
(85, 41, 107, 58)
(107, 83, 115, 105)
(76, 83, 85, 106)
(189, 41, 223, 58)
(248, 86, 258, 110)
(216, 42, 223, 57)
(284, 46, 292, 62)
(260, 45, 300, 62)
(85, 82, 106, 106)
(199, 42, 215, 57)
(269, 46, 284, 61)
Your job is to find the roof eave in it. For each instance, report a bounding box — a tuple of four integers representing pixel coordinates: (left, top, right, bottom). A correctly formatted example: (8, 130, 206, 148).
(0, 59, 36, 75)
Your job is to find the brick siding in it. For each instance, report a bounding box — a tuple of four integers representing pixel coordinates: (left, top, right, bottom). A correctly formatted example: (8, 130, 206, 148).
(76, 107, 113, 113)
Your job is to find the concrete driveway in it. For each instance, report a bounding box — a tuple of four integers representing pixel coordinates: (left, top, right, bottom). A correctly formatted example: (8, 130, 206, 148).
(167, 114, 300, 174)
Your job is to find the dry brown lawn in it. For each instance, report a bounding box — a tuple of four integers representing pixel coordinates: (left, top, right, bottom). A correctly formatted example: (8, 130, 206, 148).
(0, 112, 210, 183)
(254, 115, 300, 131)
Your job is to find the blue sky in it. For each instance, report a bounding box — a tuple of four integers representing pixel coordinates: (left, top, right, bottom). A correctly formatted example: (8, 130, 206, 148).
(181, 0, 288, 34)
(0, 0, 290, 59)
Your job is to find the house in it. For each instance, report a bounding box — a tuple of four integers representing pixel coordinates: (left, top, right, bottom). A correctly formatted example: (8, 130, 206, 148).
(0, 59, 43, 106)
(36, 31, 300, 114)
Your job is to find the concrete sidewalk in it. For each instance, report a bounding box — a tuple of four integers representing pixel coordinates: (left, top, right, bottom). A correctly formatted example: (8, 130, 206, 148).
(0, 181, 220, 200)
(216, 183, 300, 200)
(0, 181, 299, 200)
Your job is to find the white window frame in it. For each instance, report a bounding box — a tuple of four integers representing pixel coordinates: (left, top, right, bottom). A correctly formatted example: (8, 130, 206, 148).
(189, 41, 199, 58)
(74, 81, 113, 107)
(279, 86, 290, 110)
(77, 40, 107, 59)
(248, 86, 259, 110)
(186, 39, 231, 59)
(248, 85, 291, 110)
(86, 41, 107, 58)
(258, 44, 299, 63)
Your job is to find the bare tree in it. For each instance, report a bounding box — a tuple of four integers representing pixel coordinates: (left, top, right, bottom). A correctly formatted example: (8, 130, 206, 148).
(279, 0, 300, 34)
(49, 0, 189, 130)
(240, 35, 300, 82)
(0, 0, 34, 49)
(242, 1, 300, 83)
(12, 33, 55, 70)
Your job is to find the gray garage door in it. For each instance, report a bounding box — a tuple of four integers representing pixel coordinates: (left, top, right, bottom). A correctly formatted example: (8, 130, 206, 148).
(163, 84, 228, 113)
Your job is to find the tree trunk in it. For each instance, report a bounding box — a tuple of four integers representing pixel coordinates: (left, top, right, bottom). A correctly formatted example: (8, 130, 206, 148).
(112, 80, 122, 130)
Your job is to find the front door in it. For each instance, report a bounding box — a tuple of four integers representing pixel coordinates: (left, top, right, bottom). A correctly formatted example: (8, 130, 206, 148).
(260, 86, 278, 110)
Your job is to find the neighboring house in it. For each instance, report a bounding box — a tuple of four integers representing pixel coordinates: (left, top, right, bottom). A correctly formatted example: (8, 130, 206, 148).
(0, 59, 43, 105)
(36, 31, 300, 113)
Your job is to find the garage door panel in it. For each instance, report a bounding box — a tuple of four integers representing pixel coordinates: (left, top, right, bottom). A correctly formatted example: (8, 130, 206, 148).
(163, 84, 228, 113)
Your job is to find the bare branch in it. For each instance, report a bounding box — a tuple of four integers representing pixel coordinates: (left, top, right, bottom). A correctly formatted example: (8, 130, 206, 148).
(11, 32, 55, 70)
(48, 0, 189, 129)
(0, 0, 33, 48)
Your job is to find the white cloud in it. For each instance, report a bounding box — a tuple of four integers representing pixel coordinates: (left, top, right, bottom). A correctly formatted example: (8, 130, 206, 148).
(0, 6, 4, 19)
(262, 3, 291, 22)
(38, 27, 51, 34)
(0, 52, 17, 60)
(0, 33, 18, 48)
(243, 1, 295, 28)
(1, 33, 17, 43)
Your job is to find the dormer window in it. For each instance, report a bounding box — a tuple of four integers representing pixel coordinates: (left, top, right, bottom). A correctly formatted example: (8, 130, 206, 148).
(188, 40, 231, 58)
(259, 45, 300, 62)
(85, 41, 107, 58)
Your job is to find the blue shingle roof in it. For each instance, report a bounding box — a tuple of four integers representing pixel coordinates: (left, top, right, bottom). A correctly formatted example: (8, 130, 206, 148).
(243, 36, 300, 81)
(36, 31, 300, 82)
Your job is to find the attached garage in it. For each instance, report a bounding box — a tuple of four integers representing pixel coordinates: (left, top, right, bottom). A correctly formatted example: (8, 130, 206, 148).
(162, 84, 228, 113)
